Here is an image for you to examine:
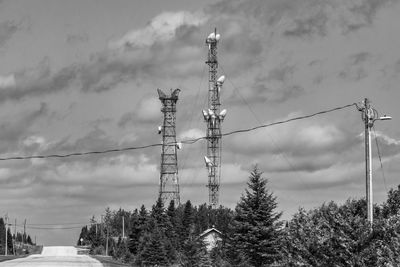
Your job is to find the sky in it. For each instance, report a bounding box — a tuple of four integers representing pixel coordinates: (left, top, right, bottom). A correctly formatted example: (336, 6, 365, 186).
(0, 0, 399, 245)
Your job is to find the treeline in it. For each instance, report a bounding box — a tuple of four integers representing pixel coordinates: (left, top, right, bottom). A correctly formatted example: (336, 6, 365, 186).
(78, 166, 400, 266)
(0, 218, 35, 255)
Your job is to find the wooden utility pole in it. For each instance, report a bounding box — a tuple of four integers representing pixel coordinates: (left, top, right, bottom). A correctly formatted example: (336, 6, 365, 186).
(13, 219, 16, 255)
(5, 215, 7, 255)
(105, 226, 109, 256)
(122, 216, 125, 239)
(23, 219, 26, 244)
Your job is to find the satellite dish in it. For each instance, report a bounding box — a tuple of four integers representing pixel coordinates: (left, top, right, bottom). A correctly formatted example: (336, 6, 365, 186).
(219, 109, 227, 117)
(204, 156, 213, 167)
(208, 109, 214, 116)
(176, 142, 182, 150)
(217, 75, 225, 85)
(202, 109, 208, 117)
(158, 125, 162, 134)
(216, 33, 221, 41)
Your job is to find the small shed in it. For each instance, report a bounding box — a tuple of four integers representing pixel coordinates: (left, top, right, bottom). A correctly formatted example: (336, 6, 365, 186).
(199, 227, 222, 252)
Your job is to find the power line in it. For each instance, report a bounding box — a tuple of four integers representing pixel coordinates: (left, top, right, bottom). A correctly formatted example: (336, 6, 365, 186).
(182, 103, 357, 144)
(219, 63, 312, 191)
(0, 143, 162, 161)
(25, 225, 85, 230)
(0, 103, 357, 161)
(372, 126, 388, 193)
(27, 222, 88, 226)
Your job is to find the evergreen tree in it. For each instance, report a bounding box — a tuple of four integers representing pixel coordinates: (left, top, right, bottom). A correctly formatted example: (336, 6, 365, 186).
(195, 203, 210, 235)
(139, 230, 169, 266)
(16, 232, 22, 242)
(128, 212, 141, 255)
(229, 166, 283, 266)
(0, 218, 5, 254)
(180, 236, 210, 267)
(27, 235, 32, 245)
(150, 197, 168, 231)
(77, 226, 89, 245)
(180, 200, 194, 241)
(7, 228, 13, 254)
(165, 200, 178, 263)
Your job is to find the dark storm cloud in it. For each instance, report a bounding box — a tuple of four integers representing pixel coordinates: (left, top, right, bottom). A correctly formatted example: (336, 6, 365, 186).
(0, 20, 19, 47)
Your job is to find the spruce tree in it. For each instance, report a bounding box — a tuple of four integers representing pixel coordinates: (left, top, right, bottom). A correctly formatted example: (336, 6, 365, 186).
(181, 200, 194, 240)
(229, 166, 282, 266)
(139, 230, 169, 266)
(7, 228, 13, 254)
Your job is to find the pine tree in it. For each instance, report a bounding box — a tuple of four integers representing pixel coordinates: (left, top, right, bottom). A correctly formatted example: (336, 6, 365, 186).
(229, 166, 283, 266)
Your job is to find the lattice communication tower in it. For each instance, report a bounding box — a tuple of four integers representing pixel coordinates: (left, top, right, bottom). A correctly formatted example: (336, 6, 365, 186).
(202, 29, 227, 208)
(158, 88, 181, 206)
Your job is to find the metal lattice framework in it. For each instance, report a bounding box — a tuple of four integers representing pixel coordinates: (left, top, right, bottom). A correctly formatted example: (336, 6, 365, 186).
(203, 29, 226, 208)
(158, 88, 181, 206)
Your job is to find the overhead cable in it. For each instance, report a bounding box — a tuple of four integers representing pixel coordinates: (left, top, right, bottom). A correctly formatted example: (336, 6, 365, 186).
(0, 103, 357, 161)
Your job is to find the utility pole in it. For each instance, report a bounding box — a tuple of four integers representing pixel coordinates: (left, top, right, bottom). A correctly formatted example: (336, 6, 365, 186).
(23, 219, 26, 244)
(203, 29, 226, 208)
(4, 214, 8, 256)
(122, 216, 125, 240)
(13, 219, 16, 255)
(358, 98, 392, 227)
(105, 226, 109, 256)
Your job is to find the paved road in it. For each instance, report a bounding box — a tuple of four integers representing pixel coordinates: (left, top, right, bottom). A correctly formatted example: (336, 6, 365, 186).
(0, 246, 103, 267)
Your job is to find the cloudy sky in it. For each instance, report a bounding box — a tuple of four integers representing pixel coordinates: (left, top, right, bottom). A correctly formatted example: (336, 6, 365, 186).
(0, 0, 399, 245)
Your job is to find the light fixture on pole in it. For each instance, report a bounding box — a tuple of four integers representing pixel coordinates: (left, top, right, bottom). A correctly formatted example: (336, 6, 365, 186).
(357, 98, 392, 228)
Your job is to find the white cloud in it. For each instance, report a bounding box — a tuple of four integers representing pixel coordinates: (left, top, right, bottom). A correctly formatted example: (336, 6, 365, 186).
(179, 128, 203, 140)
(110, 11, 207, 49)
(136, 96, 161, 122)
(23, 135, 46, 148)
(374, 131, 400, 146)
(0, 74, 16, 89)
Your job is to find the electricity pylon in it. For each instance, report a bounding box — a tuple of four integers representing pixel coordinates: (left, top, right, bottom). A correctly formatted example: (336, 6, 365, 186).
(158, 88, 181, 206)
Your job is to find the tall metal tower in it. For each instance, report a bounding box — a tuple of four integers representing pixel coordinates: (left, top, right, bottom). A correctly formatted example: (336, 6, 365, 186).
(158, 88, 181, 206)
(202, 29, 227, 208)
